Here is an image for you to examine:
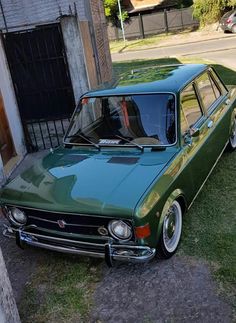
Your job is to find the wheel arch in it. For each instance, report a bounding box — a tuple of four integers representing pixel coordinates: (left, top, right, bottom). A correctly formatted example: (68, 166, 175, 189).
(157, 188, 187, 240)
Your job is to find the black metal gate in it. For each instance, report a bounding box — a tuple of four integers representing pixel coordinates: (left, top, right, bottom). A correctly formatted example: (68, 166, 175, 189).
(3, 24, 75, 152)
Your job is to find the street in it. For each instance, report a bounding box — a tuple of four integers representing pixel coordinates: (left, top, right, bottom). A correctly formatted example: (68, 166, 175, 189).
(112, 34, 236, 70)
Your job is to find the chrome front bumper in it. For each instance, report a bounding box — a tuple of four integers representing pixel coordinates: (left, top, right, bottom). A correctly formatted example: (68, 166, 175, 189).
(3, 225, 156, 266)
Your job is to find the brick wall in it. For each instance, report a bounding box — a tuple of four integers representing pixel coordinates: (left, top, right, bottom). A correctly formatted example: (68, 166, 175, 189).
(0, 0, 87, 30)
(89, 0, 112, 85)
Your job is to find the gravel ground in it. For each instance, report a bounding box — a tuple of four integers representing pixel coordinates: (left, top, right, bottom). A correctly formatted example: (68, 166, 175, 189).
(0, 215, 46, 304)
(90, 259, 232, 323)
(0, 211, 233, 322)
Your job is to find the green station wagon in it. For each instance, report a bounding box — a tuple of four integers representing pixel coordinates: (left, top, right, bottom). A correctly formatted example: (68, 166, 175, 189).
(1, 64, 236, 266)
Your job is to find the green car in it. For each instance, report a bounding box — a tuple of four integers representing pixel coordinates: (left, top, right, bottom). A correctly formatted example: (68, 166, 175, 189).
(1, 64, 236, 266)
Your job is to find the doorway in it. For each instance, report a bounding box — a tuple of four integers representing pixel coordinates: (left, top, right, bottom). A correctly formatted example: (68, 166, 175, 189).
(3, 24, 75, 152)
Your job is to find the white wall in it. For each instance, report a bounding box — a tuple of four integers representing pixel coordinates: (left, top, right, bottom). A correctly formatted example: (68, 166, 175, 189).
(61, 16, 89, 104)
(0, 36, 26, 186)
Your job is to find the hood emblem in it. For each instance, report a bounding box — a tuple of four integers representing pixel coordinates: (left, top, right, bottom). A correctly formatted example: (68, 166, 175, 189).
(57, 220, 66, 229)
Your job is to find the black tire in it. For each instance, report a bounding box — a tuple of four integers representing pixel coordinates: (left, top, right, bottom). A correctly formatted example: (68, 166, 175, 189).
(157, 200, 182, 259)
(227, 118, 236, 151)
(231, 24, 236, 33)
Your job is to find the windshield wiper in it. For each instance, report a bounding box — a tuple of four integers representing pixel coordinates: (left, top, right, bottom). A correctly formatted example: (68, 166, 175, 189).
(66, 133, 100, 150)
(115, 134, 144, 152)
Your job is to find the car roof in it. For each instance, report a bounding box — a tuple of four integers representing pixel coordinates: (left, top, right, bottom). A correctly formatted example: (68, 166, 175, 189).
(85, 64, 208, 97)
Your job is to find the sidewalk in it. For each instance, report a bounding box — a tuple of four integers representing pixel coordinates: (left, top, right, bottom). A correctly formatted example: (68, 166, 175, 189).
(112, 27, 236, 54)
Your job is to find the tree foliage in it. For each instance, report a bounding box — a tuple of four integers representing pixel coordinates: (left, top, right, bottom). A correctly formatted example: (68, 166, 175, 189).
(193, 0, 236, 26)
(104, 0, 129, 27)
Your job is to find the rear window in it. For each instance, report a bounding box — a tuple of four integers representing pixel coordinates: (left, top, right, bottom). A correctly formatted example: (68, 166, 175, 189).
(222, 10, 235, 18)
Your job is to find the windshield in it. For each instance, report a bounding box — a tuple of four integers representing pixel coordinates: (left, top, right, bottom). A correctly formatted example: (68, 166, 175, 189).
(64, 94, 176, 147)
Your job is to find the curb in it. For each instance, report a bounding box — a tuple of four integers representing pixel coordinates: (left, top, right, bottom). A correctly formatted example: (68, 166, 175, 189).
(115, 33, 236, 54)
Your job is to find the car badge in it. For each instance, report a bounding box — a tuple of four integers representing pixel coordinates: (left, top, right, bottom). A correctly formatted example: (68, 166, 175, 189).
(98, 226, 108, 236)
(57, 220, 66, 229)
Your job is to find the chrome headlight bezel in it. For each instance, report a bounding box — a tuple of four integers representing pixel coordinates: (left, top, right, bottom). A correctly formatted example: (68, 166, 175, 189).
(108, 220, 132, 241)
(7, 207, 27, 227)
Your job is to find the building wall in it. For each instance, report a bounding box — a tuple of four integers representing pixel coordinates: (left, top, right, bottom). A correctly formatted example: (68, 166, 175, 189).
(0, 36, 26, 187)
(0, 0, 112, 93)
(61, 16, 89, 103)
(127, 0, 162, 9)
(89, 0, 113, 85)
(0, 0, 112, 174)
(0, 0, 87, 30)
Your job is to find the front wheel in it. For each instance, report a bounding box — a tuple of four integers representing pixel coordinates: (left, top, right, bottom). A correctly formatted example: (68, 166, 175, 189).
(157, 200, 182, 259)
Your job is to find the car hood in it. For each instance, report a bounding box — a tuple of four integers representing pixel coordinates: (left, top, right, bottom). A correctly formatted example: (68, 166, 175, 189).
(0, 148, 178, 218)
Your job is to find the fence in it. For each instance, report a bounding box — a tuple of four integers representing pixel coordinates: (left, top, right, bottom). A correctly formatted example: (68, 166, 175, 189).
(108, 7, 199, 41)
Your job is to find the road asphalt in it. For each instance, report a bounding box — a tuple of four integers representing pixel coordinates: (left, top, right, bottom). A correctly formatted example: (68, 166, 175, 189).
(111, 31, 236, 71)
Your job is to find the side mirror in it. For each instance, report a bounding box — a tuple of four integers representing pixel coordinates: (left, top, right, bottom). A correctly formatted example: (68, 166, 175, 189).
(183, 127, 200, 146)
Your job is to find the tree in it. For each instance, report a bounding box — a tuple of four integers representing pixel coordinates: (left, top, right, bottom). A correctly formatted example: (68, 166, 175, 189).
(193, 0, 236, 26)
(104, 0, 129, 27)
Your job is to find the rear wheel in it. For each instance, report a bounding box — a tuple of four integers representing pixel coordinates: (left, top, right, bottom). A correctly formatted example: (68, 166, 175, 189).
(228, 118, 236, 150)
(232, 24, 236, 33)
(157, 200, 182, 259)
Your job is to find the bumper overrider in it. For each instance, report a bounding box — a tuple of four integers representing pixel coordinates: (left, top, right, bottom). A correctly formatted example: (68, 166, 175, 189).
(3, 225, 156, 266)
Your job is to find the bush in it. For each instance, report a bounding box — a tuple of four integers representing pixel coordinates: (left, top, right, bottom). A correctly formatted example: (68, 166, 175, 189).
(193, 0, 236, 26)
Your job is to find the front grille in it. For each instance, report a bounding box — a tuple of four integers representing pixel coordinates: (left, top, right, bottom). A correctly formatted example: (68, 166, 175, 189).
(17, 207, 133, 239)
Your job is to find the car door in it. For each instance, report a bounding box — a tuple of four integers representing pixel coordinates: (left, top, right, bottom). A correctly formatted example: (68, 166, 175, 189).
(180, 70, 230, 203)
(194, 69, 230, 162)
(179, 82, 209, 201)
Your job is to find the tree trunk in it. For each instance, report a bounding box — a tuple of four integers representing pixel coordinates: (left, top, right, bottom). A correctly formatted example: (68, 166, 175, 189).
(0, 247, 21, 323)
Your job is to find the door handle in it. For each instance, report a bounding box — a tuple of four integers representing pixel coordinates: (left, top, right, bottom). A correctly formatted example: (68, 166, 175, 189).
(208, 120, 214, 128)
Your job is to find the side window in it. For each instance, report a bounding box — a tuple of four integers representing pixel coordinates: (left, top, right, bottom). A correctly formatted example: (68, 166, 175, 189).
(210, 69, 227, 95)
(196, 72, 221, 110)
(180, 84, 202, 134)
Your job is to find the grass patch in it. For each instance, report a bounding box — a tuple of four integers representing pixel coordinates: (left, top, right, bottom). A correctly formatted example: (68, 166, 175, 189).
(109, 29, 196, 53)
(110, 34, 168, 53)
(19, 253, 102, 323)
(180, 151, 236, 312)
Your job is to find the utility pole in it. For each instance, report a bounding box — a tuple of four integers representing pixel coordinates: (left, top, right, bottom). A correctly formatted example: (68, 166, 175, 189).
(117, 0, 126, 42)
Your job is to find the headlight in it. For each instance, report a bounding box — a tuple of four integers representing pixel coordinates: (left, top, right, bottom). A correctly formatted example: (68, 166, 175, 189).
(108, 220, 132, 241)
(8, 207, 27, 226)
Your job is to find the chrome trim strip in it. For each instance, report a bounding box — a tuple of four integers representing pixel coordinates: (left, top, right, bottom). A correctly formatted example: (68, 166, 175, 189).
(28, 216, 100, 228)
(188, 140, 228, 210)
(3, 226, 156, 263)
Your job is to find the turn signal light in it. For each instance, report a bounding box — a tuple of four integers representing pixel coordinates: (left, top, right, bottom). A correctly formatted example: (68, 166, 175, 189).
(135, 224, 151, 239)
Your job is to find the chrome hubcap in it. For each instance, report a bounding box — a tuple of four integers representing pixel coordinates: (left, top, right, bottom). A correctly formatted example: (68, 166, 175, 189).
(163, 201, 182, 253)
(230, 119, 236, 148)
